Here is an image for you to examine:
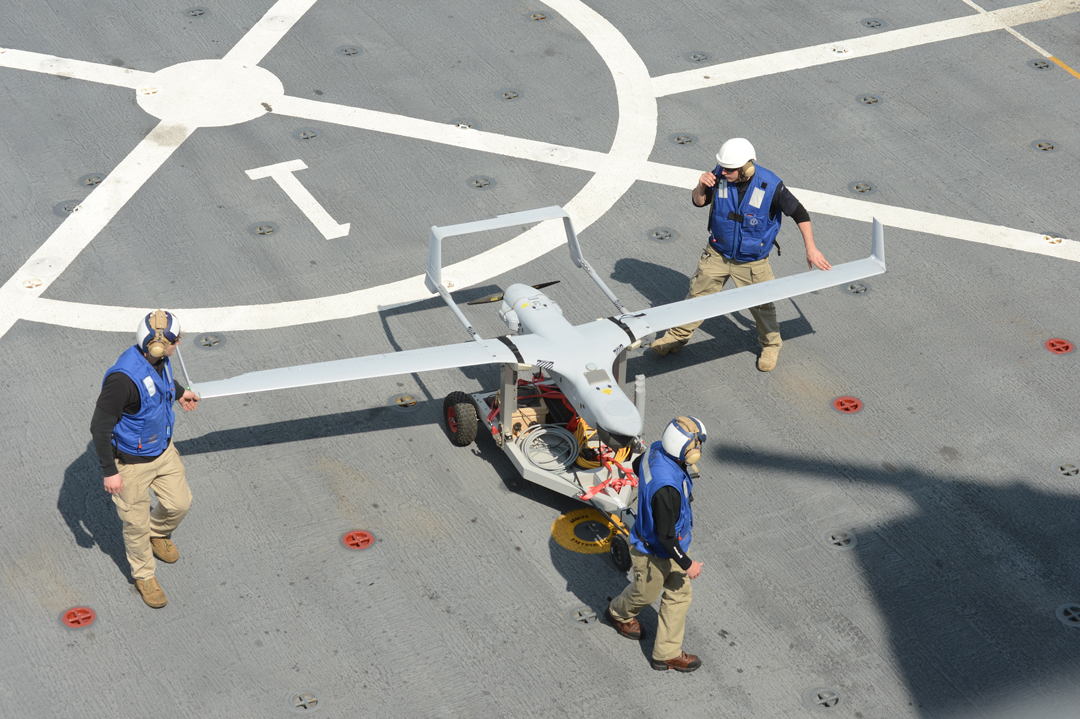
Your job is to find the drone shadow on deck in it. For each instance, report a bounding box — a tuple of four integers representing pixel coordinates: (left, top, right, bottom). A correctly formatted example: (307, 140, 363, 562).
(611, 257, 815, 378)
(376, 284, 508, 396)
(169, 396, 574, 514)
(710, 444, 1080, 718)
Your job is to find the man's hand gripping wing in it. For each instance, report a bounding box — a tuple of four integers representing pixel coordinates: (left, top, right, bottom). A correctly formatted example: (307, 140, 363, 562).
(621, 219, 886, 339)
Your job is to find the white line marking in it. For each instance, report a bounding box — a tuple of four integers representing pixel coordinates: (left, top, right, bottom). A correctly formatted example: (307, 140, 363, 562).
(272, 95, 611, 173)
(639, 161, 1080, 261)
(650, 0, 1080, 97)
(0, 0, 322, 339)
(15, 0, 659, 334)
(246, 159, 350, 240)
(0, 48, 154, 88)
(960, 0, 1055, 56)
(0, 122, 196, 337)
(3, 0, 1078, 340)
(270, 96, 1080, 265)
(223, 0, 322, 65)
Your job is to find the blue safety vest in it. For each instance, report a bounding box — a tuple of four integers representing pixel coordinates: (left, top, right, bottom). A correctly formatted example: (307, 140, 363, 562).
(103, 346, 176, 457)
(630, 441, 693, 558)
(708, 164, 783, 262)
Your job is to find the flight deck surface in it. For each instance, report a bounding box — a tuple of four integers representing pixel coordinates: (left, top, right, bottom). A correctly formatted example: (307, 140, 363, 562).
(1, 1, 1079, 717)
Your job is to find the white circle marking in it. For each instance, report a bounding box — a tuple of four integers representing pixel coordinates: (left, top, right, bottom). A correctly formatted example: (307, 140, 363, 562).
(136, 60, 283, 128)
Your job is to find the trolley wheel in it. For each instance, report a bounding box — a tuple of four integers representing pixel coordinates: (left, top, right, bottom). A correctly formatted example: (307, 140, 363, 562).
(443, 392, 479, 446)
(611, 534, 632, 572)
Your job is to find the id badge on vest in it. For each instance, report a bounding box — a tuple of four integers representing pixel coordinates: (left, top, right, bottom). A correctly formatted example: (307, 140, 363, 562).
(749, 186, 765, 209)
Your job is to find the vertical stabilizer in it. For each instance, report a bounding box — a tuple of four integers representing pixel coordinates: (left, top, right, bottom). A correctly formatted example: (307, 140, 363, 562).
(872, 218, 886, 270)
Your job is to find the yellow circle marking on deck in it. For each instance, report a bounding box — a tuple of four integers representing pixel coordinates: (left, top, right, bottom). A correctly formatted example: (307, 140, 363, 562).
(551, 508, 614, 554)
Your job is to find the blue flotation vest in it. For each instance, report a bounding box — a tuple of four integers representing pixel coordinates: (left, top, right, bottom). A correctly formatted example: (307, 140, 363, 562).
(708, 164, 782, 262)
(630, 441, 693, 558)
(103, 346, 176, 457)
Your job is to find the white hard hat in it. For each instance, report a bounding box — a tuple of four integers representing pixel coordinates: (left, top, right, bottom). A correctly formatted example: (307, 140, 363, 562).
(715, 138, 756, 168)
(661, 416, 707, 464)
(137, 310, 181, 359)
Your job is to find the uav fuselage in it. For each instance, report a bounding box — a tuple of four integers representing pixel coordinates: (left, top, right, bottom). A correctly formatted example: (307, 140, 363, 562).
(500, 283, 641, 446)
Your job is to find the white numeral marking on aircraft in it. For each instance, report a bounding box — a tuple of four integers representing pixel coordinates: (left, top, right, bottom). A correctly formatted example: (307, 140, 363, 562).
(245, 159, 350, 240)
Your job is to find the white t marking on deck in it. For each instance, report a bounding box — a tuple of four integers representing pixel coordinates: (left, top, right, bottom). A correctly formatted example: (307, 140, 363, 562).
(246, 160, 350, 240)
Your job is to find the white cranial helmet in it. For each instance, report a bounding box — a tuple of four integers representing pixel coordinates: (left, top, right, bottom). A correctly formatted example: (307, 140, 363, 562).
(661, 416, 707, 464)
(715, 138, 756, 169)
(136, 310, 181, 359)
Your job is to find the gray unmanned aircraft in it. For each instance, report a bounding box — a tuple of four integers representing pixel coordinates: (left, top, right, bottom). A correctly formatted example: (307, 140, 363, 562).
(194, 205, 885, 439)
(190, 205, 885, 548)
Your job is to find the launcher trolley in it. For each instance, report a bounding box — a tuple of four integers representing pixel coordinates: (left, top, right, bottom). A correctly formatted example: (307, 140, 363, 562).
(426, 207, 648, 571)
(443, 358, 644, 571)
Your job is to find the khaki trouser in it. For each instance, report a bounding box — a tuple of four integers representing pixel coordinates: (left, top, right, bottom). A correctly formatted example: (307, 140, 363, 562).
(609, 548, 693, 661)
(665, 247, 781, 349)
(112, 442, 192, 581)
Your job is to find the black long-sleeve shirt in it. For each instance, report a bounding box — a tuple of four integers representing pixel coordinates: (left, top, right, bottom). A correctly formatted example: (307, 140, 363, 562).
(90, 358, 184, 475)
(652, 485, 694, 571)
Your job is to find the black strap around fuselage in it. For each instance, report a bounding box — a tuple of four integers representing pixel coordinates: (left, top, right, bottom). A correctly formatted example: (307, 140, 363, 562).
(607, 316, 636, 344)
(494, 335, 525, 364)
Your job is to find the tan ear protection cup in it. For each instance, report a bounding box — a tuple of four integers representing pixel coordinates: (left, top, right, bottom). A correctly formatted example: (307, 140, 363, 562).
(145, 310, 170, 359)
(737, 160, 755, 182)
(675, 417, 702, 464)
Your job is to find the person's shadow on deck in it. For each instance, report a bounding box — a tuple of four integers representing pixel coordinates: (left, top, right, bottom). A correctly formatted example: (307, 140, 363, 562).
(57, 442, 132, 581)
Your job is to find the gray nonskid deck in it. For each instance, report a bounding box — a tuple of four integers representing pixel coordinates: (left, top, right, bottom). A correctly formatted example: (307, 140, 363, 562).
(2, 1, 1080, 717)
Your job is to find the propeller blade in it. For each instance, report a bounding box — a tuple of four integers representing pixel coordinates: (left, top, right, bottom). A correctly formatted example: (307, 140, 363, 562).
(466, 292, 504, 306)
(464, 281, 560, 306)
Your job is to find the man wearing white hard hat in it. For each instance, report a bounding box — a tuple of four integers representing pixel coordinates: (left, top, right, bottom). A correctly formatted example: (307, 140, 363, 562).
(90, 310, 199, 608)
(652, 138, 831, 371)
(606, 417, 707, 672)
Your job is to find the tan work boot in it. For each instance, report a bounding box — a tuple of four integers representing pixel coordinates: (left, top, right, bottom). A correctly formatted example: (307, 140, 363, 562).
(150, 536, 179, 563)
(651, 333, 687, 356)
(757, 346, 780, 372)
(134, 577, 167, 608)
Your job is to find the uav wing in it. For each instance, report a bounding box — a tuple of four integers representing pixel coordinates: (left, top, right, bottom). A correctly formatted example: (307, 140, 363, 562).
(622, 219, 886, 339)
(194, 338, 521, 399)
(193, 205, 576, 400)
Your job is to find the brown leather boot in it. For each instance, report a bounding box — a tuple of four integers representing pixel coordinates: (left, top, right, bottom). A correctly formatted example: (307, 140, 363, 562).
(605, 606, 643, 640)
(651, 651, 702, 672)
(134, 577, 167, 608)
(150, 536, 179, 563)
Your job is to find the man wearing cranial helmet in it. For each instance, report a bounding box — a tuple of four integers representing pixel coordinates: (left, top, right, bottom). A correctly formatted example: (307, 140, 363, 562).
(605, 416, 707, 672)
(652, 138, 831, 372)
(89, 310, 200, 609)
